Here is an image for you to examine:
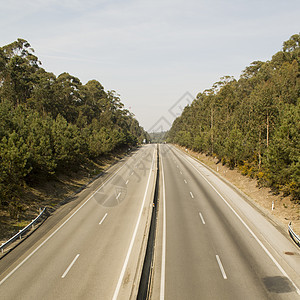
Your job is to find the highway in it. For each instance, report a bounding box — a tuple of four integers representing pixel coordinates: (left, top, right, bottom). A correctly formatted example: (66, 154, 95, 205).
(152, 144, 300, 300)
(0, 143, 299, 300)
(0, 144, 157, 300)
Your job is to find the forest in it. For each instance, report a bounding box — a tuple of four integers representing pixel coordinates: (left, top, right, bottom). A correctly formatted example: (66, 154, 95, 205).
(167, 34, 300, 201)
(149, 131, 168, 143)
(0, 39, 149, 217)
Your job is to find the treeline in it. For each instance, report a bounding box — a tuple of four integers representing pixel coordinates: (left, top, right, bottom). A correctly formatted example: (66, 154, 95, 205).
(149, 131, 168, 143)
(0, 39, 149, 214)
(167, 34, 300, 200)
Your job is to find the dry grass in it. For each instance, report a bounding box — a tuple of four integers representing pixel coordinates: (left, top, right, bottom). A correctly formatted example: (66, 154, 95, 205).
(0, 151, 127, 244)
(178, 146, 300, 236)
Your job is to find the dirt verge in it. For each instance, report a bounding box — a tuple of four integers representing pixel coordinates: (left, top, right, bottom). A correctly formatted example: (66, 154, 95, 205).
(177, 146, 300, 237)
(0, 148, 131, 244)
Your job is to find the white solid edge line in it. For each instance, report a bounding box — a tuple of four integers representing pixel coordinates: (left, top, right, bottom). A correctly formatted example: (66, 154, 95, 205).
(99, 213, 108, 225)
(216, 255, 227, 279)
(160, 150, 166, 300)
(190, 192, 194, 199)
(199, 212, 205, 225)
(176, 146, 300, 295)
(0, 150, 138, 287)
(112, 147, 155, 300)
(62, 254, 80, 278)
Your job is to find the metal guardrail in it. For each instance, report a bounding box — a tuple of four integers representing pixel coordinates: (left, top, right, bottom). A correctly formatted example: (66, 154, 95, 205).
(288, 222, 300, 247)
(0, 208, 47, 254)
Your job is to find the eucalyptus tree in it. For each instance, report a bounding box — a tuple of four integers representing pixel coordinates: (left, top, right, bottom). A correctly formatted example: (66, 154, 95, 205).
(168, 34, 300, 199)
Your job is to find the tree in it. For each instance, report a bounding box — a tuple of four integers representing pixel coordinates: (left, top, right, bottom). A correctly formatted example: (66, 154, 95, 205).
(265, 104, 300, 199)
(0, 132, 31, 218)
(168, 34, 300, 199)
(0, 39, 41, 105)
(0, 38, 150, 217)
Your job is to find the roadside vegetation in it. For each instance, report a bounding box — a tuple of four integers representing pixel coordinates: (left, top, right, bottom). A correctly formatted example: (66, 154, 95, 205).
(167, 34, 300, 201)
(0, 39, 149, 221)
(149, 131, 168, 143)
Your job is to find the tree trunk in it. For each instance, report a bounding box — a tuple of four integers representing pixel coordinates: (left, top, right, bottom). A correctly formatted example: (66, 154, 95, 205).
(258, 130, 262, 169)
(266, 112, 269, 148)
(211, 107, 214, 154)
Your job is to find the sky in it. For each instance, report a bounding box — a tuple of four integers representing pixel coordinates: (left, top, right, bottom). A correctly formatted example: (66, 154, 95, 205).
(1, 0, 300, 132)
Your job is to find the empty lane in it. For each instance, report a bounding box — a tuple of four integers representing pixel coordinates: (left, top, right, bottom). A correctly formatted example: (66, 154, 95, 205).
(0, 144, 157, 300)
(152, 144, 299, 300)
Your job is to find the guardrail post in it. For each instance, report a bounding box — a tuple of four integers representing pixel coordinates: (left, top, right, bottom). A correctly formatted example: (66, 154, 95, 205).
(0, 207, 47, 254)
(288, 222, 300, 248)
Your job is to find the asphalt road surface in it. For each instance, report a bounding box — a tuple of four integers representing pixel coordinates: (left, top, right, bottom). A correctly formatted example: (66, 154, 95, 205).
(151, 144, 300, 300)
(0, 144, 157, 300)
(0, 143, 299, 300)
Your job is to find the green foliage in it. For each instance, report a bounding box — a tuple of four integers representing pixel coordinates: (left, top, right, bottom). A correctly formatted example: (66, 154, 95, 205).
(264, 104, 300, 199)
(149, 131, 167, 143)
(0, 39, 148, 217)
(0, 131, 31, 215)
(168, 33, 300, 200)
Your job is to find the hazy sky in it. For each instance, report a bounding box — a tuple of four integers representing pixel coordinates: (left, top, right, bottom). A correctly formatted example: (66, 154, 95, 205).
(1, 0, 300, 131)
